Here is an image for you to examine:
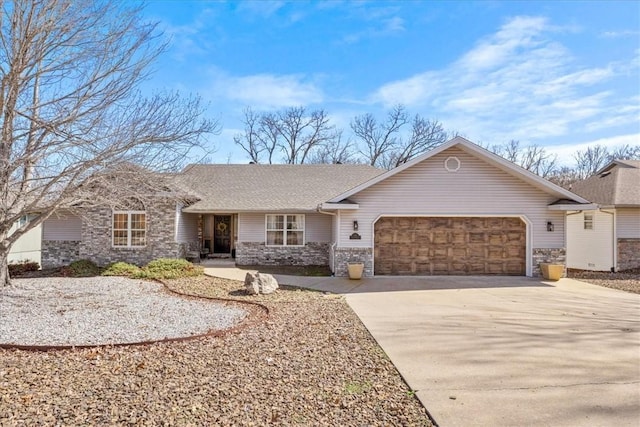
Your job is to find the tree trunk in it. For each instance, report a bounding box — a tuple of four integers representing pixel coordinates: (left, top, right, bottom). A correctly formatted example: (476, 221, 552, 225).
(0, 251, 11, 287)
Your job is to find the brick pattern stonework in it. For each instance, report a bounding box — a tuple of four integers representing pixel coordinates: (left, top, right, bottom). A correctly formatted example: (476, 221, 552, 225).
(532, 248, 566, 277)
(235, 242, 330, 266)
(77, 199, 182, 266)
(41, 241, 81, 268)
(618, 238, 640, 271)
(334, 247, 373, 277)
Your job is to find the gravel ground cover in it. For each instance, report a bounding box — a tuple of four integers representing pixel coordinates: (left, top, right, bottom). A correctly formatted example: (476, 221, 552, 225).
(568, 269, 640, 294)
(0, 277, 247, 347)
(0, 275, 432, 426)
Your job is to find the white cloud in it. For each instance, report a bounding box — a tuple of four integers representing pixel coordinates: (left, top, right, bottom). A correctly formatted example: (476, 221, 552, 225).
(371, 15, 639, 145)
(207, 72, 324, 109)
(601, 30, 640, 38)
(546, 133, 640, 166)
(236, 1, 286, 18)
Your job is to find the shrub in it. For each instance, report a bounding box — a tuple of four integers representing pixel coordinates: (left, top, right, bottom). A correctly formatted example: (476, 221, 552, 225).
(102, 262, 141, 277)
(8, 260, 40, 277)
(61, 259, 101, 277)
(136, 258, 203, 280)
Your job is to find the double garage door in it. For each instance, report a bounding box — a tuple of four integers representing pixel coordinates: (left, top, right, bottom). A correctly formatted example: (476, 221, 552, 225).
(374, 217, 526, 276)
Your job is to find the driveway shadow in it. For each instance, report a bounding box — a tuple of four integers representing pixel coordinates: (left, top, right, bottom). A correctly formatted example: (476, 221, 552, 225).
(273, 274, 554, 294)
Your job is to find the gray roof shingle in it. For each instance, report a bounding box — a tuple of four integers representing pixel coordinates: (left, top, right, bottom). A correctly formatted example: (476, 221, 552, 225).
(179, 164, 384, 212)
(570, 160, 640, 206)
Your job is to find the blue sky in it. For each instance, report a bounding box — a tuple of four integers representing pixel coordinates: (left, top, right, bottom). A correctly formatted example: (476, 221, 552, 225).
(142, 0, 640, 164)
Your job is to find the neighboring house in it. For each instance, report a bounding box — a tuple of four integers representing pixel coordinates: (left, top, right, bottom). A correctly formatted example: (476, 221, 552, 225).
(8, 214, 42, 266)
(40, 137, 595, 277)
(566, 160, 640, 272)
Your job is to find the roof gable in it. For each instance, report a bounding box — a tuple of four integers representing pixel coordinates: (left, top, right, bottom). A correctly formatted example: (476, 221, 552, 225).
(328, 137, 590, 204)
(572, 160, 640, 206)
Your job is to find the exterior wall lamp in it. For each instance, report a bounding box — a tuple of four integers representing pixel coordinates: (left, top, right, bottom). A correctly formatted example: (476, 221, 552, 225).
(353, 220, 359, 231)
(547, 221, 554, 232)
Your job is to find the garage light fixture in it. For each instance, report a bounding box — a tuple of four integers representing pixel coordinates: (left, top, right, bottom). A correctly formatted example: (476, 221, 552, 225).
(547, 221, 554, 232)
(353, 220, 359, 231)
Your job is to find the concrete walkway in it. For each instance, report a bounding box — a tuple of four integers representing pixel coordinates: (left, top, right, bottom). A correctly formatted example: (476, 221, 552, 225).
(204, 266, 640, 427)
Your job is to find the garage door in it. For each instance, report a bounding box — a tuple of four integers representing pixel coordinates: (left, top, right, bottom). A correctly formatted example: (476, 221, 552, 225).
(374, 217, 526, 275)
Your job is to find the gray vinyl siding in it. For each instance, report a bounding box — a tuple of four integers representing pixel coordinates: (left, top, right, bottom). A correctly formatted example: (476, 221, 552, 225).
(338, 146, 565, 248)
(175, 207, 198, 243)
(43, 214, 82, 241)
(616, 208, 640, 238)
(238, 213, 265, 242)
(307, 213, 332, 242)
(238, 212, 332, 243)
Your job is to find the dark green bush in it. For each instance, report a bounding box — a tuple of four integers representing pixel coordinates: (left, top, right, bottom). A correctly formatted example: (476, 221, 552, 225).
(136, 258, 203, 280)
(102, 262, 141, 277)
(8, 260, 40, 277)
(61, 259, 101, 277)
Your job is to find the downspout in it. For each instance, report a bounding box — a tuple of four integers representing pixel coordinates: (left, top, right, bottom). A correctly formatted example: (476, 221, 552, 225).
(600, 209, 616, 272)
(317, 205, 337, 274)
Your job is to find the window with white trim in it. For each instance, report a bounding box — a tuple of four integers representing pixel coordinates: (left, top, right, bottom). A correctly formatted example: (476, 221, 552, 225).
(584, 212, 594, 230)
(113, 211, 146, 247)
(266, 214, 304, 246)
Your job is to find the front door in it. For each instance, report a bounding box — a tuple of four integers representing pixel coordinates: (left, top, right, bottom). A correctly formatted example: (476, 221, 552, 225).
(213, 215, 231, 254)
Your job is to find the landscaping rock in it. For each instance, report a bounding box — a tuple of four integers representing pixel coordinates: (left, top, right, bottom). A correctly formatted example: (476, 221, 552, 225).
(244, 272, 279, 295)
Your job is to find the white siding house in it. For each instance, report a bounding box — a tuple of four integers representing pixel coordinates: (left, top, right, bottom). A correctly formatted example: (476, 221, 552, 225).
(8, 215, 42, 265)
(323, 137, 594, 277)
(569, 160, 640, 272)
(566, 210, 615, 271)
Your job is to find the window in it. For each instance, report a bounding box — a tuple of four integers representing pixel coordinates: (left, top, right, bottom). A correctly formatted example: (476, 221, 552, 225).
(584, 212, 594, 230)
(266, 214, 304, 246)
(113, 211, 146, 247)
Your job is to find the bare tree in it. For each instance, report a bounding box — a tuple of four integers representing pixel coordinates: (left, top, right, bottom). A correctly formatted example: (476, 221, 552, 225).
(352, 105, 406, 168)
(234, 106, 337, 164)
(351, 105, 447, 169)
(384, 115, 447, 168)
(490, 141, 558, 178)
(307, 131, 358, 164)
(573, 145, 611, 179)
(0, 0, 219, 286)
(611, 144, 640, 161)
(233, 107, 261, 163)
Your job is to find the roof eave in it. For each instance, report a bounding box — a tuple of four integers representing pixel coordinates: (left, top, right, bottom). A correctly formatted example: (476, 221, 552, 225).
(547, 203, 599, 211)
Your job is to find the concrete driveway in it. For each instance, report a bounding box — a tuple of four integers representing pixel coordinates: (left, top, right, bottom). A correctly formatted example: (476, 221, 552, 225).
(203, 266, 640, 426)
(345, 277, 640, 427)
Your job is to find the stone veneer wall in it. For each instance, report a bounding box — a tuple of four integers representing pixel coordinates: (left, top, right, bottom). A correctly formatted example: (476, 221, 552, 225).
(78, 199, 182, 266)
(618, 238, 640, 271)
(334, 247, 373, 277)
(41, 240, 81, 268)
(532, 247, 566, 277)
(235, 242, 329, 266)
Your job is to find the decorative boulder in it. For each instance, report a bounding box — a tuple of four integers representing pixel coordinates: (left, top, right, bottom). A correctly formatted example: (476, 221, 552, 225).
(244, 272, 279, 295)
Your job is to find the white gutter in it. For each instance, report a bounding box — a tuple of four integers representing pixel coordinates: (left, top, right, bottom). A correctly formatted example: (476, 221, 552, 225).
(319, 202, 359, 210)
(317, 205, 338, 274)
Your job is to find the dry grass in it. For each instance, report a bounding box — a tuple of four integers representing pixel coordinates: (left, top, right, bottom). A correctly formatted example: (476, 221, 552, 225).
(0, 275, 432, 426)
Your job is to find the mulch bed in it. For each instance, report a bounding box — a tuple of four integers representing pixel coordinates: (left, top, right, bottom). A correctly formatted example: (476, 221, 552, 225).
(568, 268, 640, 294)
(0, 275, 432, 426)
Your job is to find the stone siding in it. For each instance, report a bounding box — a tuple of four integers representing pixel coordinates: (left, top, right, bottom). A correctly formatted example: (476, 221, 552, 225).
(77, 199, 181, 266)
(334, 247, 374, 277)
(532, 247, 566, 277)
(235, 242, 329, 266)
(618, 238, 640, 271)
(41, 241, 81, 268)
